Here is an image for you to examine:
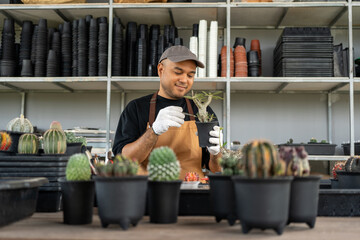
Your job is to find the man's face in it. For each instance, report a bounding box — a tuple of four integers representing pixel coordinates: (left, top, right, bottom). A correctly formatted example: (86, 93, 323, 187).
(157, 59, 197, 100)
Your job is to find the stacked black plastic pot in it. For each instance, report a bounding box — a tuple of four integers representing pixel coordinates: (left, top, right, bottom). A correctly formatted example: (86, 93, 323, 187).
(60, 22, 72, 77)
(98, 20, 108, 76)
(1, 19, 16, 77)
(34, 19, 48, 77)
(19, 21, 33, 77)
(89, 18, 98, 76)
(274, 27, 334, 77)
(112, 18, 124, 76)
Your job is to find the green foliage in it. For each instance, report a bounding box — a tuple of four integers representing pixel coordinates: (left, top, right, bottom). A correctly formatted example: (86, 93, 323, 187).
(95, 154, 139, 177)
(148, 146, 180, 181)
(65, 132, 87, 146)
(309, 137, 317, 143)
(287, 138, 294, 144)
(184, 91, 223, 122)
(320, 140, 328, 144)
(66, 153, 91, 181)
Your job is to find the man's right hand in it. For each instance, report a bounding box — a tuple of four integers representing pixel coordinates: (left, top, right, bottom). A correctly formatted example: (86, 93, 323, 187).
(152, 106, 185, 135)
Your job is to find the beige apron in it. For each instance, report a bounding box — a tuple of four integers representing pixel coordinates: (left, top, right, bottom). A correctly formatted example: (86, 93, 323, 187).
(138, 92, 204, 180)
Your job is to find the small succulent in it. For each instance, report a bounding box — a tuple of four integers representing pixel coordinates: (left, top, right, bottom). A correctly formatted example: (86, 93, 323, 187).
(219, 147, 242, 176)
(309, 137, 317, 143)
(65, 132, 87, 146)
(332, 161, 345, 179)
(279, 146, 310, 177)
(184, 172, 199, 181)
(95, 154, 139, 177)
(320, 140, 328, 144)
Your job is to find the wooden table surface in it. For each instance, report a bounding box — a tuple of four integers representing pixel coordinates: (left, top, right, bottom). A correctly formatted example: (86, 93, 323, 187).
(0, 210, 360, 240)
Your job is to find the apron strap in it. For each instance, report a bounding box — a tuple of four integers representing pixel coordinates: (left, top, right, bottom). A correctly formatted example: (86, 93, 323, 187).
(149, 92, 195, 127)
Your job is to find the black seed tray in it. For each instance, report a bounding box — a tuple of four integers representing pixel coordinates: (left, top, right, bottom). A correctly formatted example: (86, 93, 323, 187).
(274, 58, 333, 70)
(318, 189, 360, 216)
(0, 173, 65, 179)
(0, 167, 66, 173)
(0, 161, 67, 167)
(0, 155, 69, 162)
(274, 42, 333, 54)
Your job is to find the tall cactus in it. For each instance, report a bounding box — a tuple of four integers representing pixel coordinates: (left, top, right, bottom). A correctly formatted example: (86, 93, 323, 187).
(43, 121, 67, 154)
(148, 146, 180, 181)
(6, 114, 34, 133)
(0, 132, 12, 151)
(18, 133, 39, 154)
(241, 140, 284, 178)
(345, 156, 360, 172)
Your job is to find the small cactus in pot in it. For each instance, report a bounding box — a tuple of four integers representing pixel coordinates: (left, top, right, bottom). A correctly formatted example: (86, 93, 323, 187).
(43, 121, 67, 154)
(18, 133, 39, 154)
(0, 132, 12, 151)
(6, 114, 34, 133)
(345, 156, 360, 172)
(148, 146, 180, 181)
(278, 145, 310, 177)
(219, 147, 242, 176)
(95, 154, 139, 177)
(332, 161, 345, 179)
(65, 153, 92, 181)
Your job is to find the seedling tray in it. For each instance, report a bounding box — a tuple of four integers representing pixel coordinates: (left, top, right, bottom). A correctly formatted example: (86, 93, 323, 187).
(318, 189, 360, 216)
(0, 177, 48, 227)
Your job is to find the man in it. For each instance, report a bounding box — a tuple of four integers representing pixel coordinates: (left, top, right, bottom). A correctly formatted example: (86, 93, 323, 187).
(112, 45, 222, 179)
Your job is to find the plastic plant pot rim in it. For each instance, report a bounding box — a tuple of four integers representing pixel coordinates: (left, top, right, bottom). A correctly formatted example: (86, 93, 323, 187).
(58, 177, 93, 183)
(93, 175, 148, 182)
(231, 176, 294, 182)
(0, 177, 48, 190)
(336, 170, 360, 176)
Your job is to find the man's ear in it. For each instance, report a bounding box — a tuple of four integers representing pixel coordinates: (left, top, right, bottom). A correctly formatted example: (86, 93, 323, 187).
(157, 62, 164, 77)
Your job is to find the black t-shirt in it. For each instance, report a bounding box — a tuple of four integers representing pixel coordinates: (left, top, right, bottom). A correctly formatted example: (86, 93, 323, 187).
(112, 93, 217, 169)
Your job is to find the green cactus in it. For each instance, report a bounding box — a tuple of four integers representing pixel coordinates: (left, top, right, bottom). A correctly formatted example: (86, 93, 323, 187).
(278, 146, 310, 177)
(65, 132, 87, 146)
(148, 146, 180, 181)
(18, 133, 39, 154)
(345, 156, 360, 172)
(43, 121, 67, 154)
(219, 148, 242, 176)
(6, 114, 34, 133)
(95, 154, 139, 177)
(66, 153, 91, 181)
(309, 137, 317, 143)
(241, 140, 284, 178)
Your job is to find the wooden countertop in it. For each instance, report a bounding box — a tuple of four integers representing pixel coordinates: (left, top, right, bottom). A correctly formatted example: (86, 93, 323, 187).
(0, 210, 360, 240)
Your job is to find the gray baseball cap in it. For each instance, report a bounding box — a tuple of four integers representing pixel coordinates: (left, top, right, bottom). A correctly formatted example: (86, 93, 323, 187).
(158, 45, 204, 68)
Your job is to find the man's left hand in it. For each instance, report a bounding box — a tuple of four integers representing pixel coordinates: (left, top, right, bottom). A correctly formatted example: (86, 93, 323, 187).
(208, 126, 223, 155)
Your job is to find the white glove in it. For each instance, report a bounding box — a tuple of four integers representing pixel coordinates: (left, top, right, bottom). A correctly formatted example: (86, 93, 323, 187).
(152, 106, 185, 135)
(208, 126, 223, 155)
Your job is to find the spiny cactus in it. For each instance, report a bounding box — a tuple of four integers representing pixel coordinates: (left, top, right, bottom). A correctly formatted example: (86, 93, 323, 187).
(0, 132, 12, 151)
(95, 154, 139, 177)
(148, 146, 180, 181)
(184, 172, 199, 181)
(65, 132, 87, 146)
(43, 121, 67, 154)
(332, 161, 345, 179)
(6, 114, 33, 133)
(184, 90, 223, 122)
(66, 153, 92, 181)
(278, 146, 310, 177)
(219, 148, 242, 176)
(241, 140, 284, 178)
(345, 156, 360, 172)
(18, 133, 39, 154)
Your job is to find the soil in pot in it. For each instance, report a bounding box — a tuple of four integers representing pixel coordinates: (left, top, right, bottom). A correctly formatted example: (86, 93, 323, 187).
(94, 176, 148, 230)
(195, 121, 218, 148)
(288, 175, 321, 228)
(208, 175, 237, 226)
(59, 178, 95, 225)
(148, 180, 182, 224)
(232, 176, 293, 235)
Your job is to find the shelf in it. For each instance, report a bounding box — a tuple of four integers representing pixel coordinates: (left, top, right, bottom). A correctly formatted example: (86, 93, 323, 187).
(308, 155, 348, 161)
(230, 77, 349, 92)
(230, 2, 348, 28)
(111, 77, 227, 91)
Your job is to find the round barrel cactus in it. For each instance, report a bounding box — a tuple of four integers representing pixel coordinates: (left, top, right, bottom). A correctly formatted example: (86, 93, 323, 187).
(6, 114, 34, 133)
(345, 156, 360, 172)
(43, 121, 67, 154)
(148, 146, 180, 181)
(66, 153, 91, 181)
(0, 132, 12, 151)
(18, 133, 39, 154)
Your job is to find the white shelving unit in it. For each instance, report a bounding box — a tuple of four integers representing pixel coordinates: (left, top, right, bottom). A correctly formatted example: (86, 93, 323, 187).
(0, 1, 356, 162)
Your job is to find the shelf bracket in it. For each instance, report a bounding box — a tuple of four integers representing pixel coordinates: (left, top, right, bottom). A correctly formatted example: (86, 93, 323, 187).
(328, 7, 347, 28)
(53, 9, 70, 23)
(328, 82, 348, 93)
(52, 83, 74, 92)
(0, 82, 24, 92)
(275, 8, 288, 29)
(111, 82, 123, 91)
(0, 10, 23, 27)
(275, 82, 288, 93)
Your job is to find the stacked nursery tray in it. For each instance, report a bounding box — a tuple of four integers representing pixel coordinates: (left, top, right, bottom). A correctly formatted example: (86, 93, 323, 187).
(0, 155, 69, 212)
(274, 27, 334, 77)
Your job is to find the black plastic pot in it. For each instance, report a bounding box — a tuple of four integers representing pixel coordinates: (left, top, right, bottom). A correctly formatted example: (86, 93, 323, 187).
(195, 121, 219, 148)
(6, 131, 23, 153)
(208, 175, 237, 226)
(232, 176, 293, 235)
(148, 180, 182, 224)
(342, 143, 360, 155)
(336, 170, 360, 189)
(330, 178, 339, 189)
(65, 143, 83, 155)
(94, 176, 148, 230)
(288, 175, 321, 228)
(0, 177, 48, 227)
(59, 178, 94, 225)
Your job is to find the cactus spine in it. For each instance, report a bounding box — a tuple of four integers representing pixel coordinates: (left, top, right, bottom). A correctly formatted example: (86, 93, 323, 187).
(241, 140, 284, 178)
(0, 132, 12, 151)
(278, 146, 310, 177)
(345, 156, 360, 172)
(6, 114, 34, 133)
(43, 121, 67, 154)
(66, 153, 91, 181)
(18, 133, 39, 154)
(148, 146, 180, 181)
